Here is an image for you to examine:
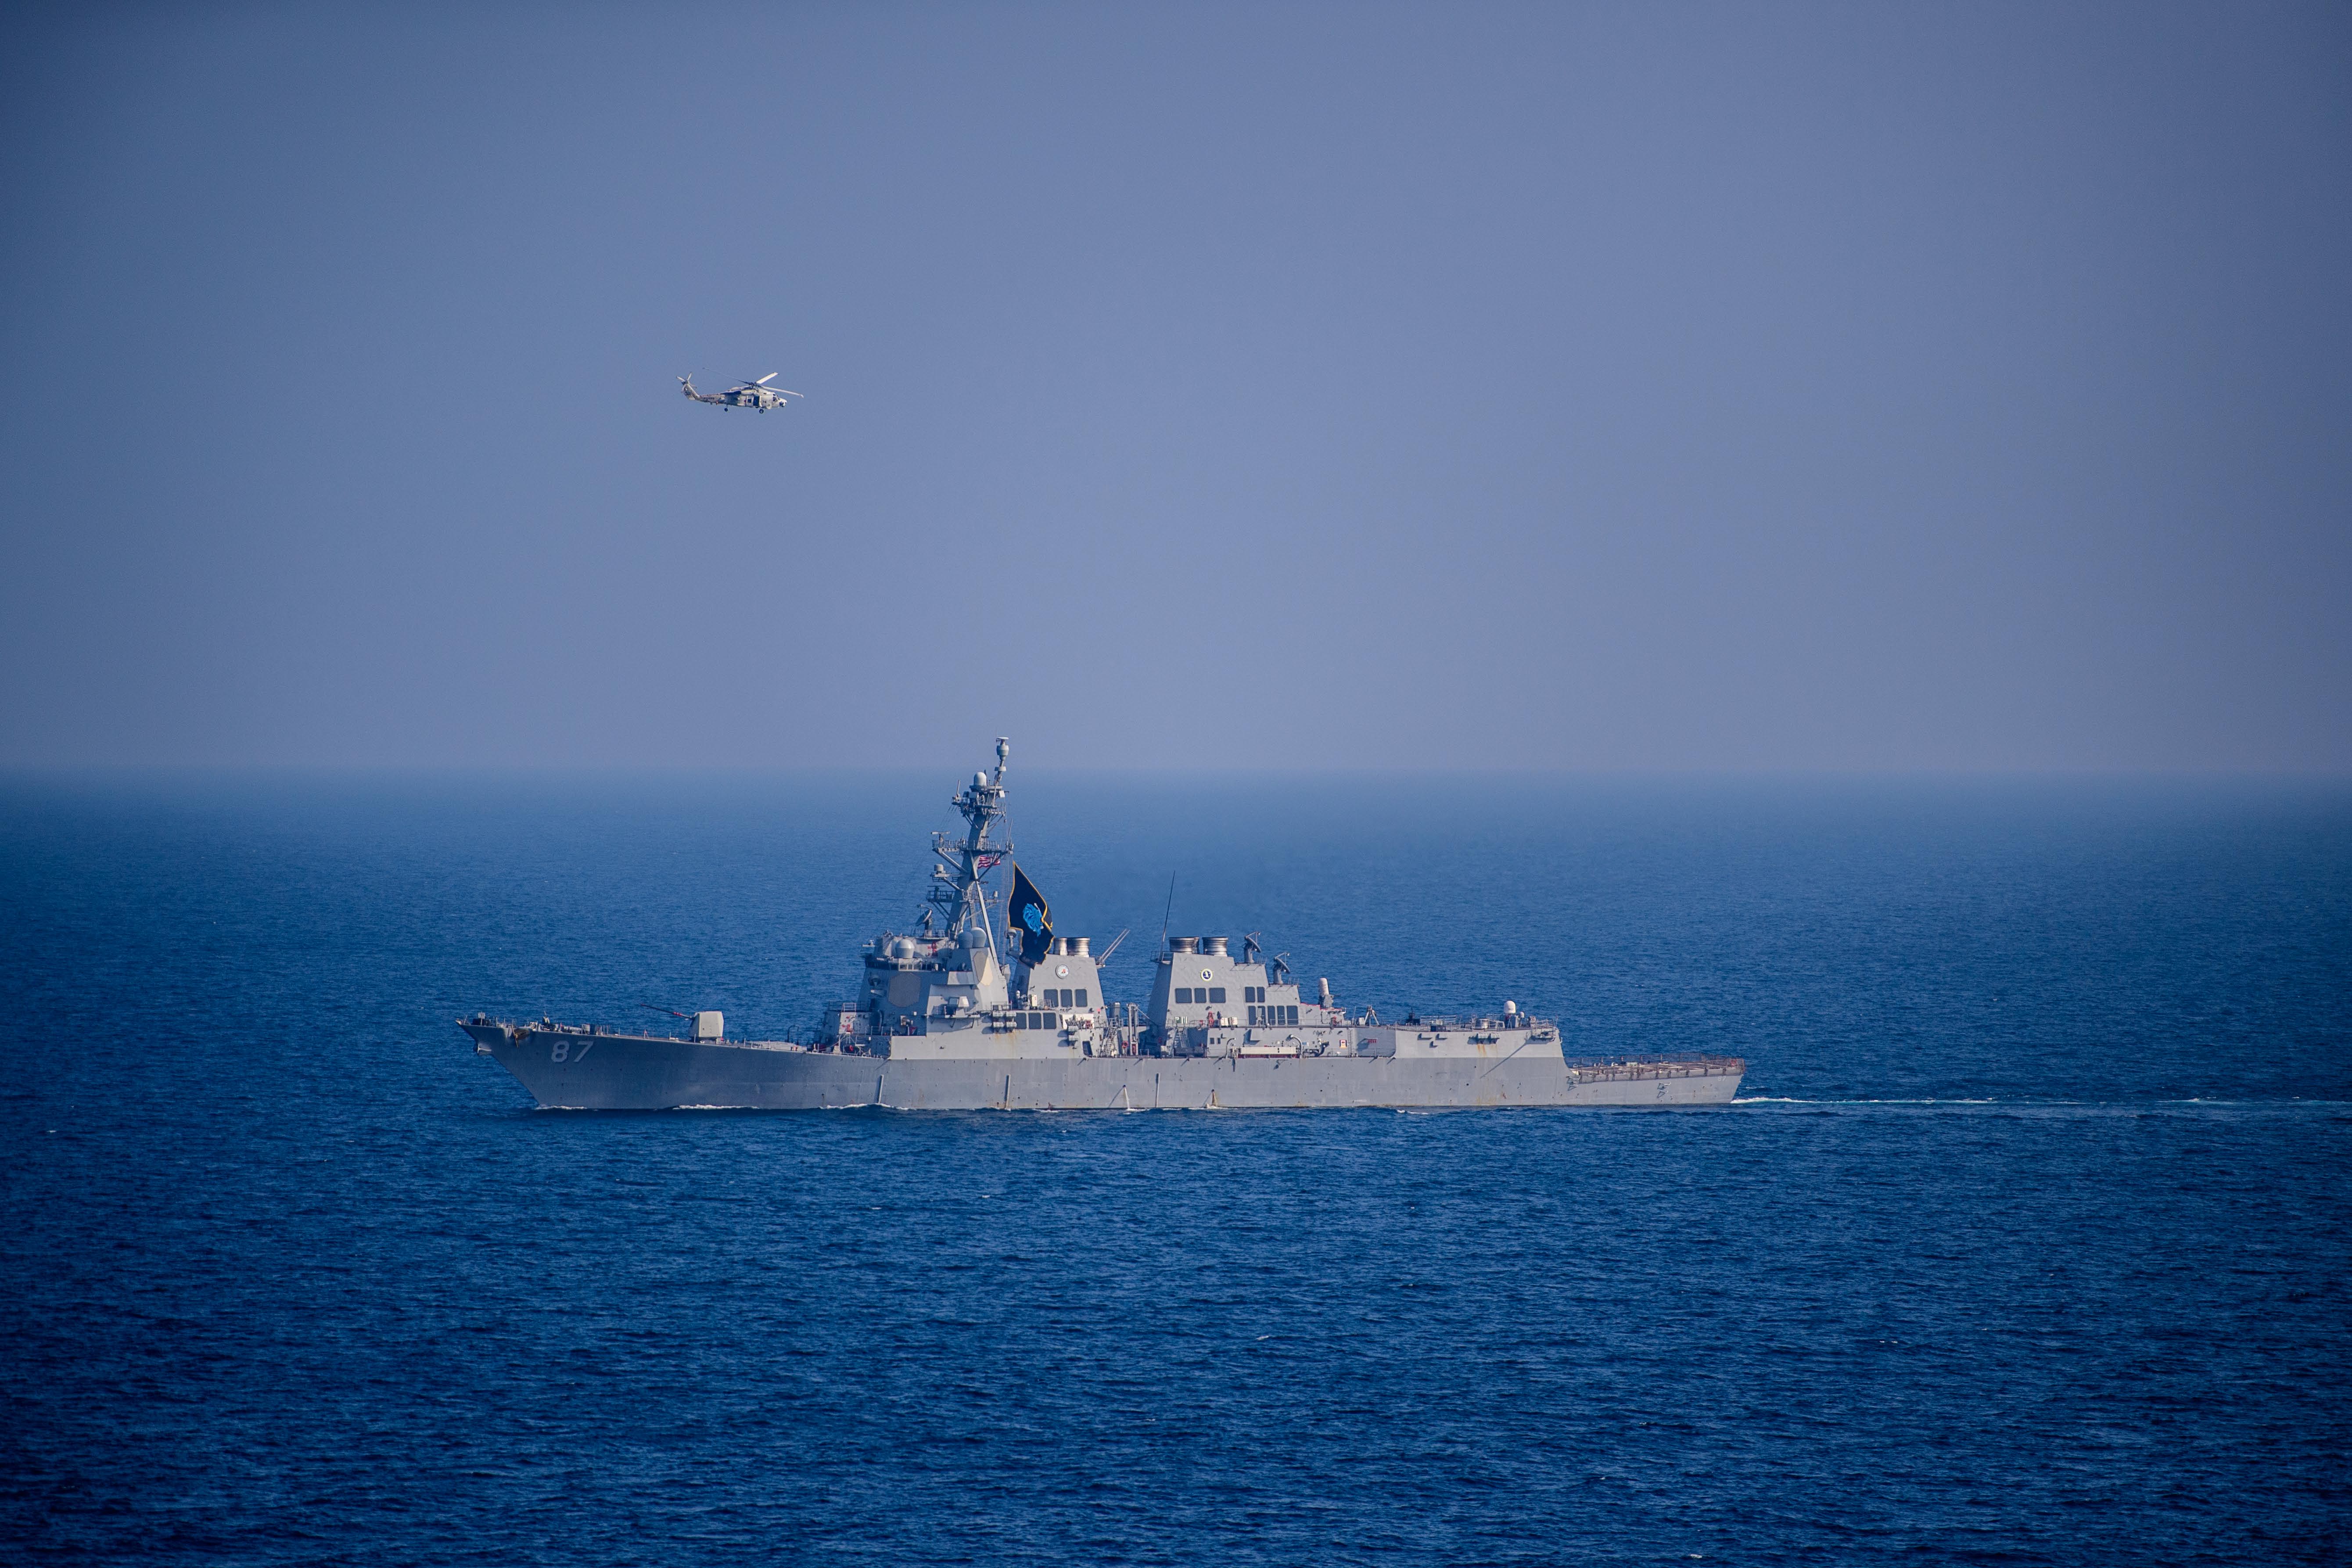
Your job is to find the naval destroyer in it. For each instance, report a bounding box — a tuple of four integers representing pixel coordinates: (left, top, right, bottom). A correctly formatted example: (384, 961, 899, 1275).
(459, 740, 1744, 1110)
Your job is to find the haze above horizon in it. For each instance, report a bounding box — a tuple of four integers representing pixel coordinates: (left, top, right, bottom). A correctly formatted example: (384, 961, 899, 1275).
(3, 4, 2346, 774)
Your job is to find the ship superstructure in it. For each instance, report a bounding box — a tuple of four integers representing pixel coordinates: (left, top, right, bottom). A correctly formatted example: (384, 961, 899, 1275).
(458, 739, 1745, 1110)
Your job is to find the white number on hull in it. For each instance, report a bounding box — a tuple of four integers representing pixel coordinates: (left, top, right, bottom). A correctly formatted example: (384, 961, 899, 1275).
(549, 1040, 594, 1065)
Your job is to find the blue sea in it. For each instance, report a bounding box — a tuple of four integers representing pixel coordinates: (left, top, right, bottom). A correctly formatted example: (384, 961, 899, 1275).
(3, 771, 2347, 1564)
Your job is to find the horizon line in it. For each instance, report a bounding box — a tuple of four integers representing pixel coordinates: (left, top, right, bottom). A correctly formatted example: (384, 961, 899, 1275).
(5, 761, 2351, 783)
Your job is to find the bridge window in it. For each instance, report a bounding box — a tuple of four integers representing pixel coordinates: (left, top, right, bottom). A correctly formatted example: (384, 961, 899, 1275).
(1076, 989, 1088, 1008)
(1175, 988, 1192, 1004)
(1209, 987, 1226, 1004)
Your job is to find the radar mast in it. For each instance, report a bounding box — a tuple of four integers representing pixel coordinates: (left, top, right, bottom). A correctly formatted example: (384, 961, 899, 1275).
(927, 738, 1011, 964)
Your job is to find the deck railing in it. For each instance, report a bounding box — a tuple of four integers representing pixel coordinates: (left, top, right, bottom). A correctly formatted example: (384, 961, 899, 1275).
(1566, 1053, 1746, 1080)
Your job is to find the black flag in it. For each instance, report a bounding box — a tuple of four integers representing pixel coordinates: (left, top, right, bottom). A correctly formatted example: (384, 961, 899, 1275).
(1009, 862, 1053, 969)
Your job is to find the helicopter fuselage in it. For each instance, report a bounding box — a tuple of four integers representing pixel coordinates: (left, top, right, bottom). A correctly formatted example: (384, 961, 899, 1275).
(681, 376, 798, 413)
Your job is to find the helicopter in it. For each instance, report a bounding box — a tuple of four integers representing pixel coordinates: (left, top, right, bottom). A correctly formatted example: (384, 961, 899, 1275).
(679, 372, 804, 412)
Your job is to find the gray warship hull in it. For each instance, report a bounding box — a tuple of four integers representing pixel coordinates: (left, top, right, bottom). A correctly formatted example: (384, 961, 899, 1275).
(458, 739, 1748, 1112)
(462, 1023, 1744, 1111)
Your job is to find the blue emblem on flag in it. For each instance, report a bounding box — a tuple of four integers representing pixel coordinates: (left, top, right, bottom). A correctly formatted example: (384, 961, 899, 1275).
(1022, 903, 1044, 933)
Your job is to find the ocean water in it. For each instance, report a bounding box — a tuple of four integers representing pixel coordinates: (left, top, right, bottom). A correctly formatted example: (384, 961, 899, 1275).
(2, 771, 2347, 1564)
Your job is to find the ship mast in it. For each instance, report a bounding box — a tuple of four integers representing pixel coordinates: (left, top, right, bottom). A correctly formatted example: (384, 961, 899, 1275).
(927, 737, 1011, 964)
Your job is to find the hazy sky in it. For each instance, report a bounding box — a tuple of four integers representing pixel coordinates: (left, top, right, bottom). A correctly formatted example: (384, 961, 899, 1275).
(3, 3, 2346, 771)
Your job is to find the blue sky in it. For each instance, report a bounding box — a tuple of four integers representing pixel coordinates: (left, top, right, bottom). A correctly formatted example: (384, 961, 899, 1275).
(3, 3, 2346, 770)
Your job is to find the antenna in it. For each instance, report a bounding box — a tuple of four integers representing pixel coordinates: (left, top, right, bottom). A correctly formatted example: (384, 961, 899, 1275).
(1160, 871, 1176, 948)
(1097, 928, 1130, 965)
